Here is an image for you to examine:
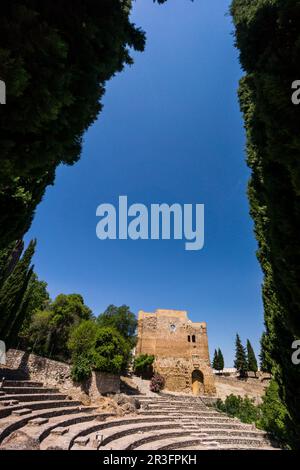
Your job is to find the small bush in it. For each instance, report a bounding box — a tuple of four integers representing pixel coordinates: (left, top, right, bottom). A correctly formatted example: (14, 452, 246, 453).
(71, 356, 92, 383)
(133, 354, 155, 378)
(150, 374, 165, 393)
(215, 394, 260, 424)
(256, 379, 292, 447)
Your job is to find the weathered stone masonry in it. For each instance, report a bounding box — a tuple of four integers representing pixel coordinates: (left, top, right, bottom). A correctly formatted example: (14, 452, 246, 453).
(136, 309, 216, 395)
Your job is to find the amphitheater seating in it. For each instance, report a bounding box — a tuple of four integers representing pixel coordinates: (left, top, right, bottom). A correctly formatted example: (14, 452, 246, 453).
(0, 379, 279, 450)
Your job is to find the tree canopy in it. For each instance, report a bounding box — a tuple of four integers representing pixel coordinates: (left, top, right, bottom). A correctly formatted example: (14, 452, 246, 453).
(21, 293, 92, 361)
(68, 320, 131, 381)
(97, 304, 137, 348)
(0, 0, 145, 249)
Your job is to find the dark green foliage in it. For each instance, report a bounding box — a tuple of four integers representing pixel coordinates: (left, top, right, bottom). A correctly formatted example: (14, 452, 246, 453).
(216, 381, 292, 448)
(0, 1, 145, 249)
(150, 373, 165, 393)
(0, 240, 24, 289)
(259, 332, 272, 373)
(231, 0, 300, 447)
(212, 349, 218, 370)
(218, 348, 224, 372)
(68, 320, 131, 379)
(68, 320, 98, 359)
(257, 379, 292, 448)
(92, 327, 131, 374)
(0, 240, 35, 345)
(21, 293, 92, 361)
(212, 348, 224, 373)
(71, 356, 92, 383)
(247, 339, 258, 376)
(97, 305, 137, 348)
(133, 354, 155, 377)
(216, 394, 260, 424)
(234, 334, 248, 377)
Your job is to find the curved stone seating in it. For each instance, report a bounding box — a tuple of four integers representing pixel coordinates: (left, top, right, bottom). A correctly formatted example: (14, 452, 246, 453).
(0, 381, 279, 451)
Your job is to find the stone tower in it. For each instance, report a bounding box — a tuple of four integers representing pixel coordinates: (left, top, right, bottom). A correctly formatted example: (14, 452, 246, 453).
(136, 309, 216, 395)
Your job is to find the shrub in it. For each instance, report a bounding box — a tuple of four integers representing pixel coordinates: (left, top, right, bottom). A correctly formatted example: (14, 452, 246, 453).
(256, 379, 292, 447)
(68, 322, 131, 381)
(133, 354, 155, 377)
(71, 356, 92, 383)
(150, 374, 165, 393)
(216, 394, 260, 424)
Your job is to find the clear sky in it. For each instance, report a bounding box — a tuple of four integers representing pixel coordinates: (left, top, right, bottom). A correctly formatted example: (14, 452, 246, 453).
(25, 0, 264, 367)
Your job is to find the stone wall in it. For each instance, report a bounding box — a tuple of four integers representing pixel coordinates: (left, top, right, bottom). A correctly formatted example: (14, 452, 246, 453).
(136, 309, 216, 396)
(2, 349, 120, 402)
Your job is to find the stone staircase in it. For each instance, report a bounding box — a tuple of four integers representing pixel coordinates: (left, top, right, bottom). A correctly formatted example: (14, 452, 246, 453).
(0, 380, 280, 451)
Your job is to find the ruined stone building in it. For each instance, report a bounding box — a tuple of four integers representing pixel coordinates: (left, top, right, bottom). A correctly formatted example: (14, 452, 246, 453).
(136, 309, 216, 395)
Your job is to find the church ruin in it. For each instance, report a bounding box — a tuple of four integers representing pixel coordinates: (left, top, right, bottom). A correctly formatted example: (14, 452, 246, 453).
(136, 309, 216, 395)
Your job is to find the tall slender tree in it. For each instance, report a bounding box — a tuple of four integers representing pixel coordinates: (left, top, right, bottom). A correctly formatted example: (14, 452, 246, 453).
(212, 349, 219, 370)
(259, 332, 272, 374)
(0, 240, 36, 344)
(247, 339, 258, 377)
(234, 334, 248, 378)
(231, 0, 300, 447)
(218, 348, 224, 373)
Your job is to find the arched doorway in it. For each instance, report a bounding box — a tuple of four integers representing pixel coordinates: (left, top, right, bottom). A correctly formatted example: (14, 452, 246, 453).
(192, 369, 204, 395)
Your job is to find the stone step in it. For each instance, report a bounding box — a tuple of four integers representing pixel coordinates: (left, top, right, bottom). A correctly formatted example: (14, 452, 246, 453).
(139, 411, 239, 422)
(96, 422, 268, 451)
(143, 407, 208, 413)
(50, 426, 69, 436)
(74, 436, 90, 446)
(1, 387, 58, 395)
(0, 392, 5, 396)
(160, 436, 273, 450)
(180, 444, 277, 450)
(99, 429, 197, 451)
(41, 415, 184, 450)
(0, 400, 19, 407)
(0, 406, 98, 444)
(98, 421, 183, 450)
(0, 399, 83, 419)
(0, 393, 69, 403)
(28, 417, 49, 426)
(2, 381, 44, 388)
(36, 414, 112, 450)
(12, 408, 33, 416)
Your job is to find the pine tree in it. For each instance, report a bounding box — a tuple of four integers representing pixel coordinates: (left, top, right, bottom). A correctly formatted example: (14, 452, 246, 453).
(247, 339, 258, 377)
(234, 334, 248, 378)
(218, 348, 224, 373)
(0, 240, 36, 344)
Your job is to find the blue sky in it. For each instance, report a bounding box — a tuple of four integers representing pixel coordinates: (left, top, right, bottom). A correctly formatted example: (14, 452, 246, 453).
(25, 0, 264, 367)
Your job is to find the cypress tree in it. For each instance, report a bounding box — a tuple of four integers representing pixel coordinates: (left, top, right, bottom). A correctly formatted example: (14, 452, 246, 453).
(259, 332, 272, 374)
(246, 339, 258, 377)
(212, 349, 219, 370)
(0, 240, 36, 342)
(234, 334, 248, 378)
(0, 240, 24, 289)
(218, 348, 224, 373)
(231, 0, 300, 447)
